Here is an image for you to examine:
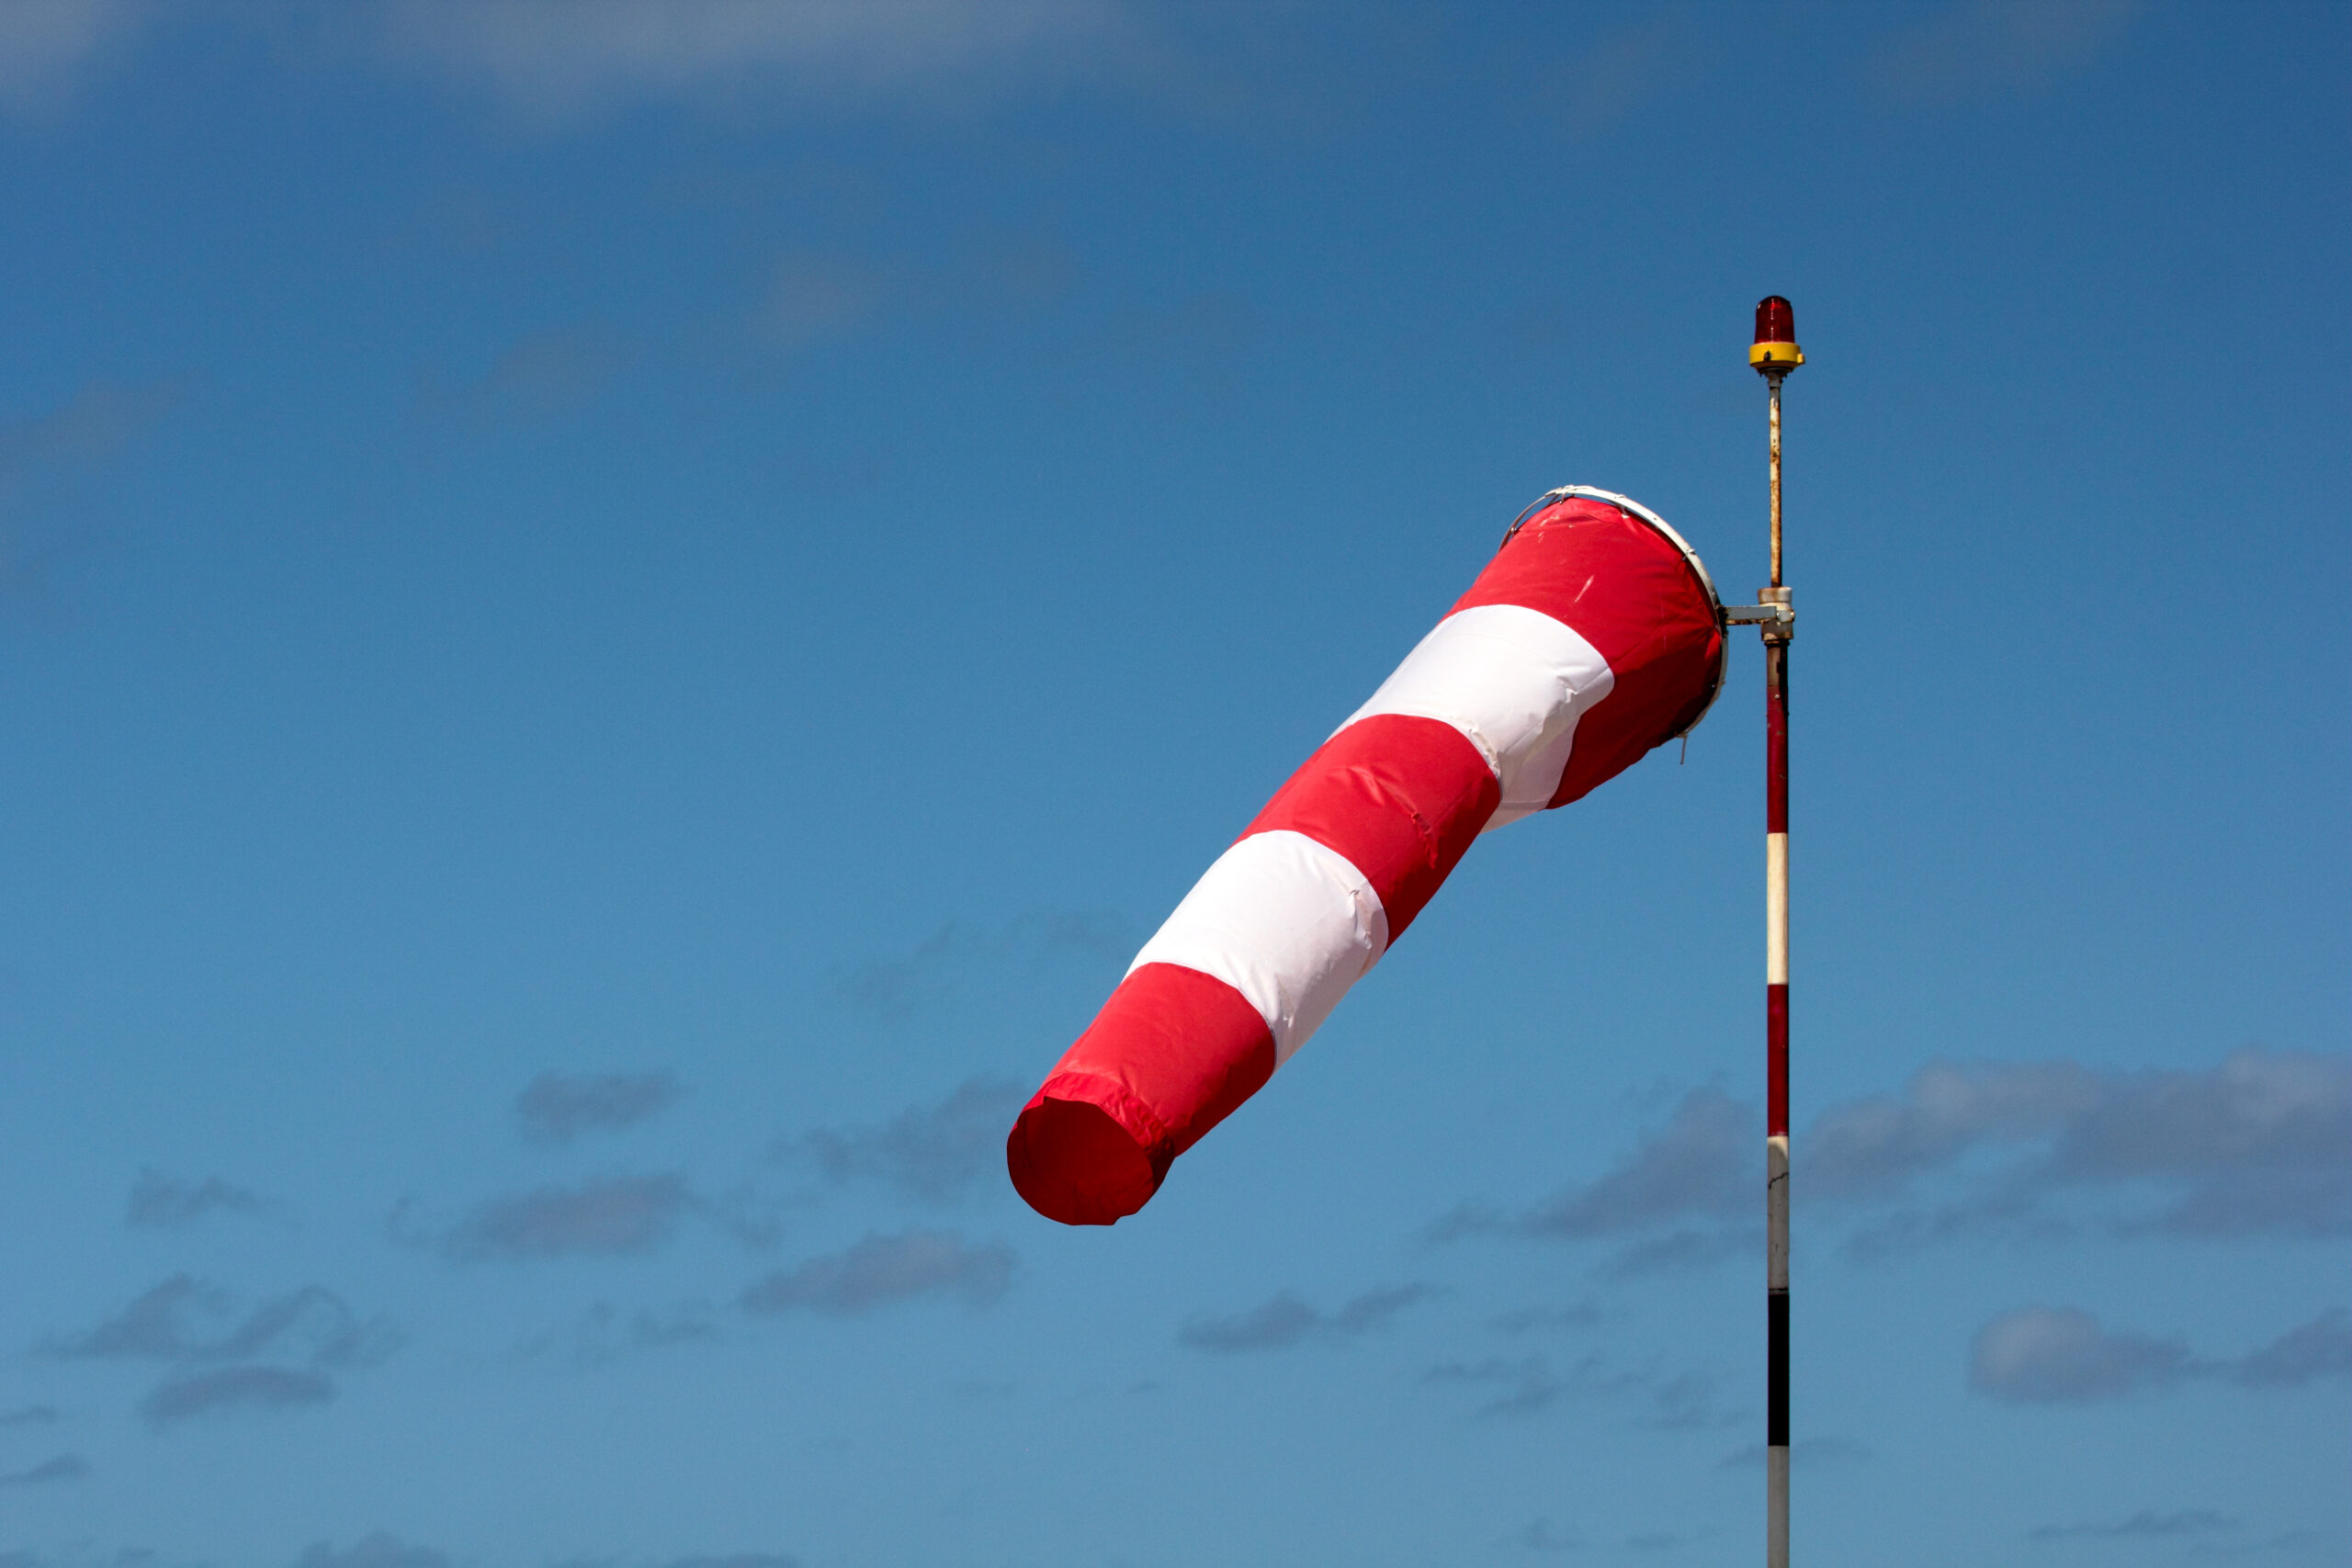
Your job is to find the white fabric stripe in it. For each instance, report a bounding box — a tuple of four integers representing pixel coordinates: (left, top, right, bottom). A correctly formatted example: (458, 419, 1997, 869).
(1126, 829, 1389, 1068)
(1337, 603, 1616, 832)
(1766, 832, 1789, 985)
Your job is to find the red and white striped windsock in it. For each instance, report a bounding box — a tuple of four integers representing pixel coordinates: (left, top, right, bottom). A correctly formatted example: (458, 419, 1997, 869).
(1007, 488, 1727, 1224)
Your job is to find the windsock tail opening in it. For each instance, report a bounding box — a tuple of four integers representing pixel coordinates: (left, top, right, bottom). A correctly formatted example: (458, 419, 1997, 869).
(1006, 1095, 1159, 1225)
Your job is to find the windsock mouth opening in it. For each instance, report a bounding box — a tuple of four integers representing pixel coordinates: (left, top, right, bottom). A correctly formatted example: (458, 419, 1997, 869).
(1006, 1096, 1161, 1226)
(1505, 484, 1731, 741)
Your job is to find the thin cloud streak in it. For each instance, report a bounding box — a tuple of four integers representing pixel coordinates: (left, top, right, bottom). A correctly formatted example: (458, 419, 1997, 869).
(0, 1454, 88, 1488)
(125, 1168, 275, 1228)
(1439, 1050, 2348, 1267)
(373, 0, 1148, 119)
(293, 1534, 451, 1568)
(1969, 1305, 2352, 1404)
(41, 1275, 397, 1429)
(831, 912, 1127, 1023)
(739, 1230, 1013, 1316)
(1490, 1301, 1603, 1336)
(2230, 1309, 2352, 1390)
(1432, 1088, 1757, 1275)
(0, 1, 148, 112)
(427, 1173, 694, 1261)
(1868, 0, 2139, 105)
(0, 377, 180, 596)
(40, 1276, 400, 1370)
(1177, 1285, 1431, 1352)
(2029, 1508, 2237, 1541)
(515, 1301, 724, 1369)
(1970, 1305, 2196, 1403)
(514, 1072, 682, 1145)
(0, 378, 178, 478)
(1827, 1048, 2351, 1254)
(1424, 1353, 1730, 1428)
(140, 1366, 335, 1426)
(778, 1077, 1027, 1203)
(418, 329, 628, 428)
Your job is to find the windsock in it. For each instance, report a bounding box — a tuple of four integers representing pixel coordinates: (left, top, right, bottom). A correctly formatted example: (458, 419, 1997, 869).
(1008, 489, 1727, 1224)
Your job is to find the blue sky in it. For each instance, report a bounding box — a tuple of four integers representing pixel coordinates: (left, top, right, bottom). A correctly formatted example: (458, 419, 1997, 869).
(0, 2, 2343, 1564)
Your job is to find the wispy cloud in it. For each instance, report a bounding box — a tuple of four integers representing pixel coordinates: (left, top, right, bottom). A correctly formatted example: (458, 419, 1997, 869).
(1176, 1284, 1430, 1353)
(292, 1535, 450, 1568)
(1868, 0, 2139, 106)
(0, 378, 180, 595)
(2030, 1508, 2237, 1542)
(1826, 1049, 2350, 1255)
(141, 1366, 334, 1426)
(421, 1173, 694, 1262)
(2230, 1309, 2352, 1390)
(0, 1404, 59, 1427)
(42, 1276, 399, 1370)
(735, 229, 1078, 373)
(40, 1274, 399, 1428)
(415, 326, 628, 426)
(1440, 1050, 2348, 1269)
(1424, 1354, 1730, 1428)
(514, 1072, 682, 1145)
(1515, 1517, 1582, 1553)
(0, 1, 1165, 128)
(1490, 1300, 1603, 1336)
(1433, 1087, 1755, 1274)
(1969, 1305, 2352, 1404)
(1970, 1305, 2196, 1403)
(833, 912, 1127, 1023)
(776, 1077, 1026, 1203)
(373, 0, 1147, 120)
(0, 0, 149, 113)
(515, 1300, 724, 1369)
(1534, 9, 1710, 143)
(125, 1168, 276, 1229)
(0, 1455, 87, 1489)
(739, 1230, 1013, 1316)
(1440, 1087, 1752, 1240)
(0, 379, 178, 479)
(762, 252, 895, 351)
(551, 1556, 799, 1568)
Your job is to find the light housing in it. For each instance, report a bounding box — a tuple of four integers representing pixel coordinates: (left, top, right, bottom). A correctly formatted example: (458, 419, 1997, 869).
(1750, 295, 1804, 373)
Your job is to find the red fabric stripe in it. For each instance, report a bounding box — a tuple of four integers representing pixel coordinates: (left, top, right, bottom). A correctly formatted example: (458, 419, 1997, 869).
(1005, 963, 1274, 1225)
(1454, 498, 1724, 806)
(1767, 983, 1789, 1136)
(1766, 649, 1789, 834)
(1243, 714, 1500, 941)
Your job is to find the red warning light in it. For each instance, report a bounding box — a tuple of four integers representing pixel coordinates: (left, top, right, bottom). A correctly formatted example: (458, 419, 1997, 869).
(1750, 296, 1803, 373)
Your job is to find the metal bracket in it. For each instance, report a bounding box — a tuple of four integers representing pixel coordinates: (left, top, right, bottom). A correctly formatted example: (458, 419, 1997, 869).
(1724, 588, 1794, 641)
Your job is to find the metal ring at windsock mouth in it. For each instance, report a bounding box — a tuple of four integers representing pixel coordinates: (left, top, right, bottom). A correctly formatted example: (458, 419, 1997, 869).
(1502, 484, 1731, 740)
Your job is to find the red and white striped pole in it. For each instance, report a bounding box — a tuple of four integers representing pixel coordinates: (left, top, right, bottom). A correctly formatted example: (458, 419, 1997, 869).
(1751, 296, 1801, 1568)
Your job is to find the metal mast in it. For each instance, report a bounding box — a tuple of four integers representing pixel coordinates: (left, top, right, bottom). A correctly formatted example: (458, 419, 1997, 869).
(1731, 296, 1802, 1567)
